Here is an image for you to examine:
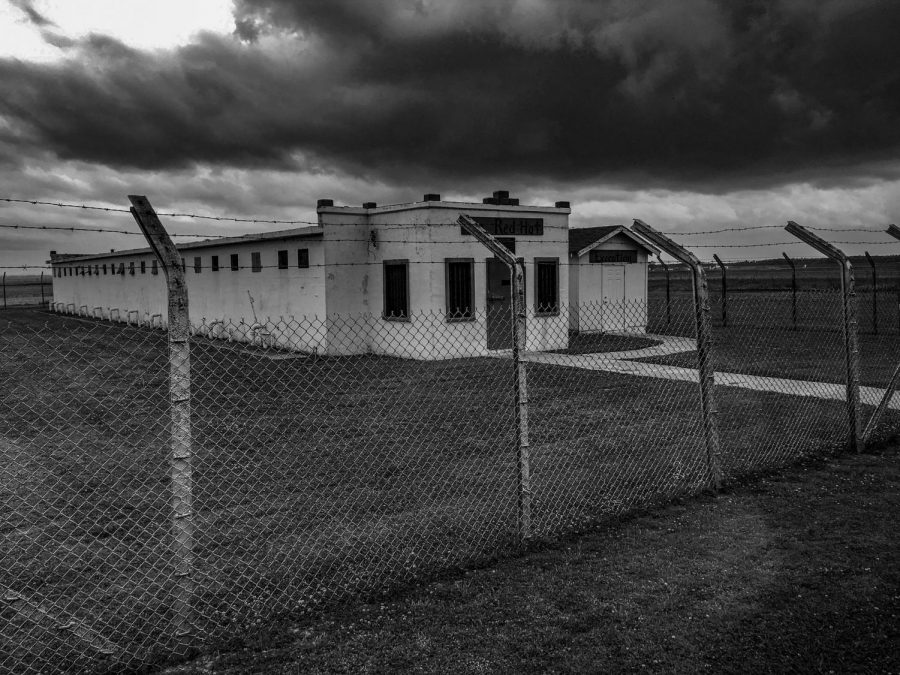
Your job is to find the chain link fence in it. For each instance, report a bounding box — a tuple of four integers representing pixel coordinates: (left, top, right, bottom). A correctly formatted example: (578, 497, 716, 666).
(3, 275, 899, 672)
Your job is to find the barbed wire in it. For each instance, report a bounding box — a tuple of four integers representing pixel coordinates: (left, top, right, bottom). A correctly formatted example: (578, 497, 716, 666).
(0, 198, 319, 225)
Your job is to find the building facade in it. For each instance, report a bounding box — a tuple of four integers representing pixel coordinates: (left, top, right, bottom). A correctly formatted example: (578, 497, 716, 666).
(50, 193, 573, 359)
(567, 226, 657, 333)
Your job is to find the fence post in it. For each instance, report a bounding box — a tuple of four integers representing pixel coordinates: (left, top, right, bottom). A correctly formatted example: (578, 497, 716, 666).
(886, 225, 900, 333)
(785, 221, 861, 452)
(129, 195, 195, 639)
(458, 215, 531, 541)
(713, 254, 727, 328)
(782, 253, 797, 330)
(632, 220, 723, 489)
(864, 252, 877, 335)
(656, 254, 671, 326)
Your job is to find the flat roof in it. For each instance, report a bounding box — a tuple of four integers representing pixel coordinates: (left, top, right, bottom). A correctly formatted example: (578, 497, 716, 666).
(318, 198, 571, 216)
(50, 225, 323, 264)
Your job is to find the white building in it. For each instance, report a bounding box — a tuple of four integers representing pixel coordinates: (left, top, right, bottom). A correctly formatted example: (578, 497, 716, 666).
(50, 192, 573, 359)
(567, 225, 657, 333)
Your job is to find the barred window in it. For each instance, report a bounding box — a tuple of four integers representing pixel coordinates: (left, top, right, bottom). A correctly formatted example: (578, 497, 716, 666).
(445, 259, 474, 320)
(118, 263, 125, 276)
(230, 253, 239, 271)
(194, 256, 202, 273)
(251, 252, 262, 272)
(211, 255, 219, 272)
(383, 260, 409, 320)
(535, 258, 559, 315)
(298, 248, 309, 269)
(277, 250, 288, 269)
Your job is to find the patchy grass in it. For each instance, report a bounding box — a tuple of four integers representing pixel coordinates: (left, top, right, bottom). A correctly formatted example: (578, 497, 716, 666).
(0, 309, 877, 673)
(551, 331, 661, 355)
(162, 444, 900, 674)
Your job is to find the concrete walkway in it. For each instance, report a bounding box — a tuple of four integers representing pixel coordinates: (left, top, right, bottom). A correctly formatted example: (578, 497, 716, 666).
(525, 334, 900, 410)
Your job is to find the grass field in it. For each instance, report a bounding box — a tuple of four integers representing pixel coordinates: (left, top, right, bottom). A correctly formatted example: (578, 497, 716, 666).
(171, 444, 900, 674)
(0, 306, 894, 673)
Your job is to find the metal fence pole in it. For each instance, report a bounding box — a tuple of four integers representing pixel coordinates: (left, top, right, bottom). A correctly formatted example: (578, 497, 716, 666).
(129, 195, 195, 639)
(782, 253, 797, 330)
(2, 272, 6, 309)
(865, 251, 877, 334)
(886, 224, 900, 333)
(786, 221, 861, 452)
(458, 215, 531, 540)
(40, 271, 45, 307)
(656, 254, 671, 326)
(713, 254, 727, 328)
(633, 220, 723, 489)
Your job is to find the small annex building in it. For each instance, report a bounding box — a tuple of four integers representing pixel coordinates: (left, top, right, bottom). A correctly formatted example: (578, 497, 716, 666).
(49, 192, 572, 359)
(567, 225, 658, 333)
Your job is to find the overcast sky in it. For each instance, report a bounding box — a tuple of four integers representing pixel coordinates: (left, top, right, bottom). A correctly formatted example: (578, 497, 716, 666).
(2, 0, 900, 270)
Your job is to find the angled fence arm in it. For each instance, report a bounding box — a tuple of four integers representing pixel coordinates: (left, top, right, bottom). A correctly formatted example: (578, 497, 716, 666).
(632, 220, 723, 489)
(129, 195, 195, 639)
(785, 221, 861, 452)
(458, 214, 531, 541)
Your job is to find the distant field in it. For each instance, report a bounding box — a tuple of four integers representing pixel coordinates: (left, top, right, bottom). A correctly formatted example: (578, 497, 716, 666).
(0, 307, 868, 673)
(1, 274, 52, 308)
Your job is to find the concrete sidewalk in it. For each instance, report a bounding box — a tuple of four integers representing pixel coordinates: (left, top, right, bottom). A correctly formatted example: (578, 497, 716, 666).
(525, 334, 900, 409)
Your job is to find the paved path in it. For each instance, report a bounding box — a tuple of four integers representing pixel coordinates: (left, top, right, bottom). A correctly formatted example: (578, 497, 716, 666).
(526, 334, 900, 410)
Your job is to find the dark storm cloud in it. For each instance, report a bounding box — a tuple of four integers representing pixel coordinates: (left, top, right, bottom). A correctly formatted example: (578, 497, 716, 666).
(9, 0, 55, 28)
(2, 0, 900, 190)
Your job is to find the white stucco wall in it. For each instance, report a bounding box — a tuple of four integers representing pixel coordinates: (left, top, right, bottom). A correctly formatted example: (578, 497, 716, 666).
(319, 200, 570, 359)
(574, 233, 649, 333)
(51, 232, 328, 353)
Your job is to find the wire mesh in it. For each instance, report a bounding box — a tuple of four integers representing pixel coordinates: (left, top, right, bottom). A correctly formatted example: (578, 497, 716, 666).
(3, 288, 899, 672)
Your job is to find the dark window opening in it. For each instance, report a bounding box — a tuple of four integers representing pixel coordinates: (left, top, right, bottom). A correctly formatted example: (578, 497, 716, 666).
(251, 251, 262, 272)
(152, 259, 158, 275)
(140, 260, 146, 274)
(297, 248, 309, 268)
(211, 255, 219, 272)
(535, 258, 559, 315)
(129, 262, 135, 276)
(230, 254, 239, 271)
(103, 264, 107, 275)
(445, 259, 474, 320)
(383, 260, 409, 320)
(277, 250, 288, 269)
(194, 256, 202, 273)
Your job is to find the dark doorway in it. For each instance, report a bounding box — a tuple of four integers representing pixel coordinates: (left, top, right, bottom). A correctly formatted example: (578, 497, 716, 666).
(486, 257, 513, 350)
